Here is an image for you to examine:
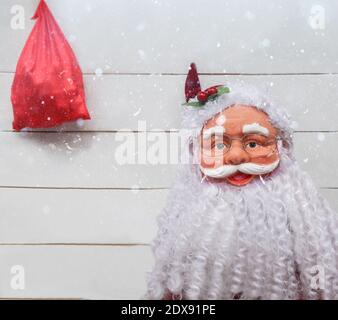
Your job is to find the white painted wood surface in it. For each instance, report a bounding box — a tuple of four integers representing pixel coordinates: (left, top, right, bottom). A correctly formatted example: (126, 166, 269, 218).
(0, 245, 152, 300)
(0, 132, 336, 188)
(0, 189, 165, 244)
(0, 0, 337, 299)
(0, 188, 337, 245)
(1, 0, 337, 73)
(1, 74, 338, 131)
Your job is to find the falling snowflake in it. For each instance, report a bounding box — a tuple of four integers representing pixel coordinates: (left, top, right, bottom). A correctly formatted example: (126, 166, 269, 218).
(260, 38, 271, 48)
(65, 143, 73, 151)
(95, 68, 103, 77)
(317, 133, 325, 142)
(131, 185, 140, 194)
(76, 119, 85, 127)
(138, 49, 146, 60)
(42, 205, 51, 215)
(216, 114, 226, 126)
(68, 34, 77, 43)
(245, 11, 256, 20)
(85, 3, 92, 12)
(134, 108, 142, 117)
(290, 121, 299, 130)
(136, 23, 146, 32)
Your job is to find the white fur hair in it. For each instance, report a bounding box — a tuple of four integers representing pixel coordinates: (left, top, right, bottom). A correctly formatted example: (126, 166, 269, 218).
(147, 149, 338, 300)
(182, 80, 296, 153)
(146, 82, 338, 300)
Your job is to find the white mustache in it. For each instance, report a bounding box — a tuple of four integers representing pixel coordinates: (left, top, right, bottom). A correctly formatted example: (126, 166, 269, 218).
(200, 160, 280, 179)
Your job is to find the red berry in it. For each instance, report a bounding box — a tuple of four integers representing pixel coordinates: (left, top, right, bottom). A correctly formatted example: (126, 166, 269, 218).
(197, 91, 208, 103)
(206, 87, 218, 96)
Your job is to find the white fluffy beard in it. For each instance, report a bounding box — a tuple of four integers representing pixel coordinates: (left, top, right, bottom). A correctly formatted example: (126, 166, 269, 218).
(146, 151, 338, 300)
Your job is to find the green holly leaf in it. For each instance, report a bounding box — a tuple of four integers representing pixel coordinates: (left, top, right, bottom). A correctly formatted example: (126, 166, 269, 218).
(217, 86, 230, 95)
(182, 87, 230, 108)
(208, 93, 219, 101)
(182, 101, 204, 107)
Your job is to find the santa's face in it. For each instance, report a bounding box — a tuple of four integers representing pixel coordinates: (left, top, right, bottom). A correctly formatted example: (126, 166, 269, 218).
(199, 105, 280, 186)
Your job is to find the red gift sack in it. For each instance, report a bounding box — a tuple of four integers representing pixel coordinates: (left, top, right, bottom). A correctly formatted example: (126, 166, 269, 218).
(11, 0, 90, 131)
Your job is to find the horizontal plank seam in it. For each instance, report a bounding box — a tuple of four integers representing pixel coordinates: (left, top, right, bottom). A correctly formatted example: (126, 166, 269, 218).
(0, 186, 336, 190)
(0, 243, 149, 247)
(0, 130, 180, 133)
(0, 186, 168, 190)
(1, 71, 338, 76)
(0, 298, 85, 300)
(1, 130, 337, 134)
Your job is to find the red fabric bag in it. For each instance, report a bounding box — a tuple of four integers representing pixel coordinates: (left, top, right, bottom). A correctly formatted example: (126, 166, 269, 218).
(11, 0, 90, 131)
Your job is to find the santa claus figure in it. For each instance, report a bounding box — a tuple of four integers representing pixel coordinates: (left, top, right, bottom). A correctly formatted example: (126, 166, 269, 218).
(146, 63, 338, 300)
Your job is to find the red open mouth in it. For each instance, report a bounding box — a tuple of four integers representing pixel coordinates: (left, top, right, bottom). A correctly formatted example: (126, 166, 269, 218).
(226, 172, 254, 186)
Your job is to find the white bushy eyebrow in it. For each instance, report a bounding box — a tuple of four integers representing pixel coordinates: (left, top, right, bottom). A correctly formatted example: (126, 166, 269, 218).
(242, 123, 270, 137)
(203, 126, 225, 139)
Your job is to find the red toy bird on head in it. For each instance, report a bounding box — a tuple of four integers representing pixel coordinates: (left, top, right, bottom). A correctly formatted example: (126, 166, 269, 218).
(184, 63, 229, 106)
(185, 63, 201, 102)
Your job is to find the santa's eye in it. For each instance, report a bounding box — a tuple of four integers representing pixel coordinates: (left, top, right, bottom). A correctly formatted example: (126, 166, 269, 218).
(247, 142, 258, 148)
(215, 143, 226, 150)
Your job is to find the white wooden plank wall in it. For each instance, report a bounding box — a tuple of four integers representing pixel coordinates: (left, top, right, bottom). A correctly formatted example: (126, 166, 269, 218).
(0, 0, 337, 299)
